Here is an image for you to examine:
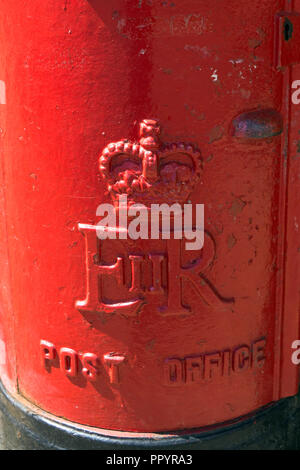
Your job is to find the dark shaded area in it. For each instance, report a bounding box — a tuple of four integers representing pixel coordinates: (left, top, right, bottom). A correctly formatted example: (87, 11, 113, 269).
(231, 109, 283, 139)
(1, 379, 300, 449)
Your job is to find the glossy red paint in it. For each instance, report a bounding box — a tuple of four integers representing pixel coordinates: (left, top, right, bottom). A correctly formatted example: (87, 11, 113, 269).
(0, 0, 299, 433)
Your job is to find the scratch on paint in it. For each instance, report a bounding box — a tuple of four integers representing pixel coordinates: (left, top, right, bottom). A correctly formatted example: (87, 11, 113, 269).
(0, 81, 6, 104)
(0, 339, 6, 365)
(211, 69, 218, 81)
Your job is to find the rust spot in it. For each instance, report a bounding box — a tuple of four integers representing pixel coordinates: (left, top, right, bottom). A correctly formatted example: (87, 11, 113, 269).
(209, 125, 224, 143)
(227, 233, 237, 250)
(248, 37, 262, 49)
(230, 197, 246, 217)
(146, 339, 156, 351)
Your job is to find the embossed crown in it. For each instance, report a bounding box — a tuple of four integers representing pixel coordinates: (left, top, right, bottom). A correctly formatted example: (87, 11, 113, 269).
(99, 119, 202, 207)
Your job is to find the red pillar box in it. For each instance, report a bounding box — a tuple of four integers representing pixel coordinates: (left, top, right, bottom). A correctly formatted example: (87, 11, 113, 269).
(0, 0, 300, 449)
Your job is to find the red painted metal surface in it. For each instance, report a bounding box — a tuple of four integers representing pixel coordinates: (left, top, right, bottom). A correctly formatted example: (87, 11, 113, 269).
(0, 0, 299, 433)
